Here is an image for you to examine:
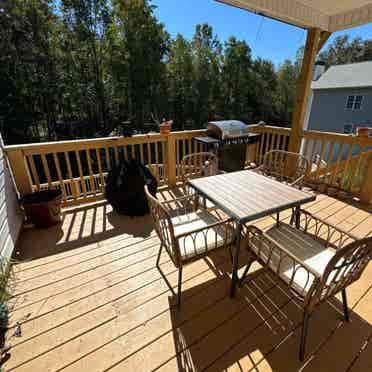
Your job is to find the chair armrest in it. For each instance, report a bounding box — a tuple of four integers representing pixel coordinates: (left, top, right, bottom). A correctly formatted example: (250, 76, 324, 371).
(251, 165, 265, 174)
(297, 209, 358, 249)
(161, 194, 199, 216)
(176, 217, 234, 239)
(289, 174, 305, 187)
(160, 195, 194, 205)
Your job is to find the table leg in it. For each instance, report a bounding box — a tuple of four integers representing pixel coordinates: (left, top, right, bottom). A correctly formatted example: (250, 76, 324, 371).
(295, 206, 300, 228)
(230, 223, 242, 298)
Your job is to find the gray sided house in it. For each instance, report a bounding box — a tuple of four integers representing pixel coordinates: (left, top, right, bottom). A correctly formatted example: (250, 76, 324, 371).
(306, 61, 372, 163)
(308, 61, 372, 135)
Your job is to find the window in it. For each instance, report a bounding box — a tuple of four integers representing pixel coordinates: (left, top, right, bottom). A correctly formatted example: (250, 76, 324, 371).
(346, 95, 363, 110)
(354, 95, 363, 109)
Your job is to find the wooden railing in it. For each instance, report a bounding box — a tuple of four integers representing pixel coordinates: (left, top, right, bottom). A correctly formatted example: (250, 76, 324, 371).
(302, 130, 372, 200)
(248, 125, 291, 164)
(4, 125, 372, 205)
(5, 134, 168, 204)
(248, 125, 372, 203)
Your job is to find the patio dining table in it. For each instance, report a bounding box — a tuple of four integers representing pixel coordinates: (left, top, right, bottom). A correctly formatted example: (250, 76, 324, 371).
(188, 170, 316, 297)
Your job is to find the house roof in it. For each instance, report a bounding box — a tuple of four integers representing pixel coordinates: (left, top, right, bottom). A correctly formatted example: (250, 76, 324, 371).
(311, 61, 372, 90)
(216, 0, 372, 31)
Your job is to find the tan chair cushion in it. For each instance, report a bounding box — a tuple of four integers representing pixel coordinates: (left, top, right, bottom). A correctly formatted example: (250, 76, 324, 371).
(172, 210, 235, 261)
(249, 224, 335, 295)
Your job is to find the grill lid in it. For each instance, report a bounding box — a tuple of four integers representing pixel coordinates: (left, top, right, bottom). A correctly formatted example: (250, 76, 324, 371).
(207, 120, 248, 140)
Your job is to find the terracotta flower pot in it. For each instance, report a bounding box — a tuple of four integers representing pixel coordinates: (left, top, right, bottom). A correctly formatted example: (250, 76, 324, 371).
(159, 120, 173, 135)
(21, 189, 62, 228)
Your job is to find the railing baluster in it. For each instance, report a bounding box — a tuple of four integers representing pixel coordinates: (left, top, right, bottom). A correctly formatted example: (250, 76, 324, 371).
(140, 143, 144, 163)
(86, 149, 96, 196)
(75, 150, 87, 197)
(323, 141, 335, 184)
(330, 143, 344, 187)
(123, 145, 128, 161)
(264, 133, 271, 156)
(28, 154, 41, 191)
(341, 143, 354, 189)
(64, 151, 77, 198)
(155, 141, 159, 165)
(175, 139, 180, 178)
(315, 140, 326, 180)
(147, 142, 151, 165)
(95, 148, 105, 192)
(350, 146, 366, 192)
(113, 146, 119, 166)
(269, 133, 275, 152)
(53, 152, 66, 199)
(161, 140, 166, 182)
(302, 137, 310, 159)
(105, 147, 111, 171)
(41, 154, 53, 189)
(309, 138, 318, 175)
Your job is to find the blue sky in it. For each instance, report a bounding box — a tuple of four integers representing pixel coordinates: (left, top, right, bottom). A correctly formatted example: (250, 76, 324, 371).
(153, 0, 372, 67)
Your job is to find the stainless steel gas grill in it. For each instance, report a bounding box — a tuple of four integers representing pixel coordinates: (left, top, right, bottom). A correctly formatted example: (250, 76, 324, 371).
(194, 120, 261, 172)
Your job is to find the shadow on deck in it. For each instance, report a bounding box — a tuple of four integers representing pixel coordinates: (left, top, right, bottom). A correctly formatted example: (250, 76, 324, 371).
(4, 189, 372, 372)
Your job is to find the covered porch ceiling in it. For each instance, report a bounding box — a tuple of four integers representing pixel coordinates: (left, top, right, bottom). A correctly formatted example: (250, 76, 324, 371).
(217, 0, 372, 31)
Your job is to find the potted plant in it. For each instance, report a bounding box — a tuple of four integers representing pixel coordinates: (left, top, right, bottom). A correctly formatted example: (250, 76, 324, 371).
(159, 120, 173, 135)
(21, 188, 62, 228)
(0, 259, 12, 358)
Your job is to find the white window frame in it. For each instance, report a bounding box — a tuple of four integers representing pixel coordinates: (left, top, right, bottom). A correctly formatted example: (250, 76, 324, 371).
(345, 95, 363, 110)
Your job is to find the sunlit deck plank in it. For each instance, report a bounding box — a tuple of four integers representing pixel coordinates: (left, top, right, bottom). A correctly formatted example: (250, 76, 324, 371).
(5, 189, 372, 372)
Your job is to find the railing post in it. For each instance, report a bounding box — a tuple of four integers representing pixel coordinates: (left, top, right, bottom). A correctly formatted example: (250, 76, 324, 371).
(360, 152, 372, 204)
(166, 133, 177, 187)
(5, 148, 33, 197)
(289, 28, 320, 154)
(246, 143, 257, 165)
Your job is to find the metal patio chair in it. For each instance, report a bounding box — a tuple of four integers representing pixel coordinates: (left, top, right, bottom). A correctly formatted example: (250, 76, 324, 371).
(180, 152, 219, 208)
(254, 149, 311, 224)
(254, 150, 310, 188)
(144, 185, 235, 306)
(239, 209, 372, 361)
(180, 152, 219, 188)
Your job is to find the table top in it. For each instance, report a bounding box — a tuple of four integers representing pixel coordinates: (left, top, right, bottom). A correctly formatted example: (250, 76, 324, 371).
(188, 170, 316, 223)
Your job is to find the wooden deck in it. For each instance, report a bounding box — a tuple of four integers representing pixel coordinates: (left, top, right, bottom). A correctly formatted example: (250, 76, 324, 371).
(4, 187, 372, 372)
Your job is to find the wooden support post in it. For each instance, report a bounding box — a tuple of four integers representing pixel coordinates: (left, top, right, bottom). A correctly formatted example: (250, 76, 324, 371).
(166, 133, 177, 187)
(360, 152, 372, 204)
(317, 31, 331, 53)
(289, 28, 321, 154)
(5, 149, 33, 196)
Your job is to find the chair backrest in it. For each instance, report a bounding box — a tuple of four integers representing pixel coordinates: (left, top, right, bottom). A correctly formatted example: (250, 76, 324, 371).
(261, 150, 310, 186)
(180, 152, 218, 185)
(307, 236, 372, 309)
(144, 186, 180, 265)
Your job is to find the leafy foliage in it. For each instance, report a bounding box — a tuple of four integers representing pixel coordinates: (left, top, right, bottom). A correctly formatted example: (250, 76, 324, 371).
(1, 1, 372, 144)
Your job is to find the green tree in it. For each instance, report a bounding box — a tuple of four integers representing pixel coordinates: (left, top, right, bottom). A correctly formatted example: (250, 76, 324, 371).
(0, 0, 59, 142)
(221, 37, 254, 121)
(60, 0, 112, 133)
(319, 35, 367, 66)
(276, 59, 298, 124)
(251, 58, 278, 123)
(167, 34, 194, 130)
(112, 0, 169, 131)
(191, 23, 222, 125)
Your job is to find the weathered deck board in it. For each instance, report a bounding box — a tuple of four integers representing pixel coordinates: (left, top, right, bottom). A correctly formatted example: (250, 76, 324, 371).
(5, 188, 372, 372)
